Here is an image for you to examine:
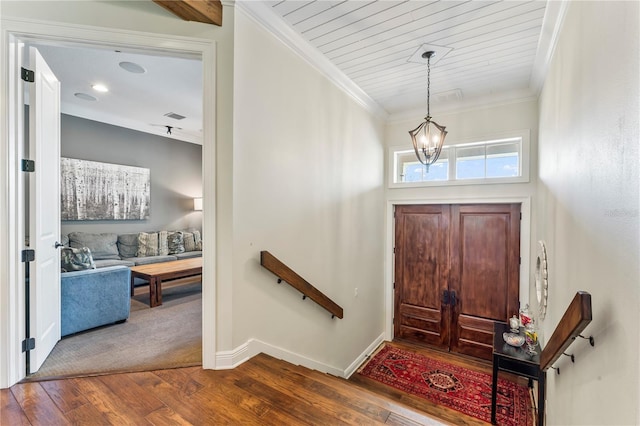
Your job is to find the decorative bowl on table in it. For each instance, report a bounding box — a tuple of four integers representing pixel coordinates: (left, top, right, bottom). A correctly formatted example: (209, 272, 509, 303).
(503, 332, 525, 347)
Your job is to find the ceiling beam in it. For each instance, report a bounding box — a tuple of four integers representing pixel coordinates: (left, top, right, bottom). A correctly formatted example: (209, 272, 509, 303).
(153, 0, 223, 26)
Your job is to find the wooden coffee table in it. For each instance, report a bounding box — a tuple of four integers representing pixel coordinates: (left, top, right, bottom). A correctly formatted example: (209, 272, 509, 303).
(130, 257, 202, 307)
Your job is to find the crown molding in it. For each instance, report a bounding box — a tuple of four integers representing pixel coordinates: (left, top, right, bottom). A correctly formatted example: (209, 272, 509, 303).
(235, 0, 388, 120)
(530, 0, 571, 94)
(387, 90, 539, 124)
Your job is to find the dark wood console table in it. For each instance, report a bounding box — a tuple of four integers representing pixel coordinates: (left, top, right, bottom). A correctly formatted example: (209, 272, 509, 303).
(491, 321, 545, 426)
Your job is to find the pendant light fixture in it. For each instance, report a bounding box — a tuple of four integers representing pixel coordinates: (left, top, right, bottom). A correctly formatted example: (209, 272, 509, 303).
(408, 51, 447, 172)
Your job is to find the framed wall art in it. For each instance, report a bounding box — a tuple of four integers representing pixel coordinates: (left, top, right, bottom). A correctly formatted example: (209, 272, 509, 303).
(61, 157, 150, 220)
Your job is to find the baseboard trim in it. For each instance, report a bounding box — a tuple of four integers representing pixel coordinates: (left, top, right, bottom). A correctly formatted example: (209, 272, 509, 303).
(215, 334, 386, 378)
(343, 333, 385, 378)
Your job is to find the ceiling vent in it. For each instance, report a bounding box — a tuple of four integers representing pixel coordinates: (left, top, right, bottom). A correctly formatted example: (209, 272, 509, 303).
(164, 112, 186, 120)
(434, 89, 463, 103)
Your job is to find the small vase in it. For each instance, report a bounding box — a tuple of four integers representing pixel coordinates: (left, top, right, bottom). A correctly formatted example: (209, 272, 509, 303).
(509, 315, 519, 333)
(524, 324, 538, 354)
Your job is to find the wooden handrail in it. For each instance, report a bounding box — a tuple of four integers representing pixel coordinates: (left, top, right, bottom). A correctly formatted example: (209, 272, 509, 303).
(540, 291, 592, 371)
(260, 251, 344, 319)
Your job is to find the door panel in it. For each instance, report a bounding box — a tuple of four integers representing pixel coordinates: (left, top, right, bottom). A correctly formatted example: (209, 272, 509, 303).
(29, 47, 61, 373)
(394, 203, 520, 361)
(450, 204, 520, 359)
(394, 205, 450, 349)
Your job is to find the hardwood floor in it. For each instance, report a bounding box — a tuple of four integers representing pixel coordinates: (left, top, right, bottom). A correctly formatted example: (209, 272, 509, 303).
(2, 342, 530, 425)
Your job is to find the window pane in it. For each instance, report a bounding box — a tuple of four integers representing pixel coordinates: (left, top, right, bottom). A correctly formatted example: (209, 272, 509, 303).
(402, 160, 448, 182)
(486, 143, 519, 178)
(456, 146, 485, 179)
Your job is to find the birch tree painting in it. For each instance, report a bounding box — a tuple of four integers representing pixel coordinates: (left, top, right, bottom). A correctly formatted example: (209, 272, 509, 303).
(61, 158, 150, 220)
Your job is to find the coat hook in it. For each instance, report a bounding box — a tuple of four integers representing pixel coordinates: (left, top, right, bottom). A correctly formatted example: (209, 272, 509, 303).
(302, 295, 307, 300)
(562, 352, 575, 363)
(578, 334, 595, 346)
(550, 366, 560, 375)
(277, 278, 282, 284)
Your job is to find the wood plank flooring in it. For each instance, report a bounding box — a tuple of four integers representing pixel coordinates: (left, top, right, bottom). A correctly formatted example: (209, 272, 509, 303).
(2, 341, 531, 425)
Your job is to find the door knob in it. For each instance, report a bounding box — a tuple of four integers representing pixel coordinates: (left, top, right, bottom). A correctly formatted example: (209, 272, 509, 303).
(54, 241, 64, 249)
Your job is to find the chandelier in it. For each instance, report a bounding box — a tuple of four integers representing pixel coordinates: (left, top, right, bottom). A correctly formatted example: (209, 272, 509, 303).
(408, 51, 448, 172)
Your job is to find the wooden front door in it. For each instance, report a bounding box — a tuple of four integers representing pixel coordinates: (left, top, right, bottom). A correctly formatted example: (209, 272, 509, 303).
(394, 204, 521, 360)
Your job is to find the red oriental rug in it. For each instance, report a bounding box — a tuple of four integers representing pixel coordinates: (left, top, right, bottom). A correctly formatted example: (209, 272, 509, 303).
(358, 345, 533, 426)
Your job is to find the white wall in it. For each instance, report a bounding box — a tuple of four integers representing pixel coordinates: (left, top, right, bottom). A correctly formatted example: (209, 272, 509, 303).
(537, 2, 639, 424)
(232, 8, 386, 372)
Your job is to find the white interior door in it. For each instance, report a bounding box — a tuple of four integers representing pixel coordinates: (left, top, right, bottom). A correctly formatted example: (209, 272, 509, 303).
(28, 46, 61, 373)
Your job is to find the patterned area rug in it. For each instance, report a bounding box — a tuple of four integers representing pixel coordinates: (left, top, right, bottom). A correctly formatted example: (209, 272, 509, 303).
(359, 344, 533, 426)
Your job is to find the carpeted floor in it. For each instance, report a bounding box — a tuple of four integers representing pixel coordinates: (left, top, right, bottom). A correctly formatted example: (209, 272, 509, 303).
(358, 344, 533, 426)
(26, 281, 202, 381)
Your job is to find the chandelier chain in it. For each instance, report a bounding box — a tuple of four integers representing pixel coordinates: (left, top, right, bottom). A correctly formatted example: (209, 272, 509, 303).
(427, 54, 431, 117)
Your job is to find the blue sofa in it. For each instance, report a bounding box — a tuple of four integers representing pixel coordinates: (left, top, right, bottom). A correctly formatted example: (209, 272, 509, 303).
(61, 265, 131, 337)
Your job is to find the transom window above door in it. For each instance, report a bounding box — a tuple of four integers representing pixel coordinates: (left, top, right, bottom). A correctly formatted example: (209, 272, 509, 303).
(389, 130, 530, 188)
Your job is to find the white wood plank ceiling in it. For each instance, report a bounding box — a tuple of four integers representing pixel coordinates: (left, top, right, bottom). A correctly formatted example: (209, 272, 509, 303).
(267, 0, 548, 116)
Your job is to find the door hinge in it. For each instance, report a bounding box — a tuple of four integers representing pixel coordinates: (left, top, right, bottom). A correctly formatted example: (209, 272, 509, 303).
(519, 256, 522, 265)
(520, 212, 522, 220)
(393, 247, 396, 254)
(21, 159, 35, 172)
(22, 338, 35, 352)
(21, 67, 35, 83)
(21, 249, 35, 263)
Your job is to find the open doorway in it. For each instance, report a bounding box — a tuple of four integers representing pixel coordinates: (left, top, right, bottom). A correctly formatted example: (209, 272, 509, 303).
(27, 41, 203, 379)
(2, 22, 216, 385)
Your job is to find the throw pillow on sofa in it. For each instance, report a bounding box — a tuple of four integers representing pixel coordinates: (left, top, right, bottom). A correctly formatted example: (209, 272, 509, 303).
(158, 230, 169, 256)
(61, 247, 96, 272)
(138, 232, 159, 256)
(183, 231, 196, 252)
(193, 230, 202, 251)
(167, 231, 185, 254)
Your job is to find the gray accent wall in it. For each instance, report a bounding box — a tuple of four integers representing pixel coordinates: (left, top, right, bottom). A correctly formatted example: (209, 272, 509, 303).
(60, 114, 202, 235)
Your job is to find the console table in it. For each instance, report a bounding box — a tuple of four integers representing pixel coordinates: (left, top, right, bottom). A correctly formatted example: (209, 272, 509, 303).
(491, 321, 545, 426)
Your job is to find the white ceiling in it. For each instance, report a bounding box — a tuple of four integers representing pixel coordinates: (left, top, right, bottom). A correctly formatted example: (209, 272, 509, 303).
(263, 0, 550, 117)
(32, 42, 203, 144)
(32, 0, 552, 143)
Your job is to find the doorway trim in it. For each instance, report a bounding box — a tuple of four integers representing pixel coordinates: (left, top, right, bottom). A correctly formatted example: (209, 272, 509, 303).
(384, 196, 531, 342)
(0, 18, 216, 388)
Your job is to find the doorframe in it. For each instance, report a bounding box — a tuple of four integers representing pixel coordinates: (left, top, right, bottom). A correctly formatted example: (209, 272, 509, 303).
(384, 196, 531, 342)
(0, 18, 217, 388)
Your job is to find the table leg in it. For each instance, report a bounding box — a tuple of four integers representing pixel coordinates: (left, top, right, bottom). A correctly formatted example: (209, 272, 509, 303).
(491, 354, 499, 424)
(149, 277, 159, 307)
(538, 371, 546, 426)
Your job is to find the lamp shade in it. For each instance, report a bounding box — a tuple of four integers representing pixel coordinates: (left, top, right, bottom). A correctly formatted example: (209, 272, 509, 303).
(193, 197, 203, 211)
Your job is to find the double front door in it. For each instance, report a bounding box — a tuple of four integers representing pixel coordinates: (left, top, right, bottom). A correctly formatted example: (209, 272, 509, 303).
(394, 204, 521, 360)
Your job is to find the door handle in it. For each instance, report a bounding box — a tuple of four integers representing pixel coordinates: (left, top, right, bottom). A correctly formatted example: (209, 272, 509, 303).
(54, 241, 64, 249)
(450, 290, 457, 306)
(442, 290, 450, 305)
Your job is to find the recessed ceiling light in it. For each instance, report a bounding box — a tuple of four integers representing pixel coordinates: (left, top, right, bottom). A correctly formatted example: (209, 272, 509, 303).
(74, 92, 98, 101)
(92, 84, 109, 93)
(119, 61, 146, 74)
